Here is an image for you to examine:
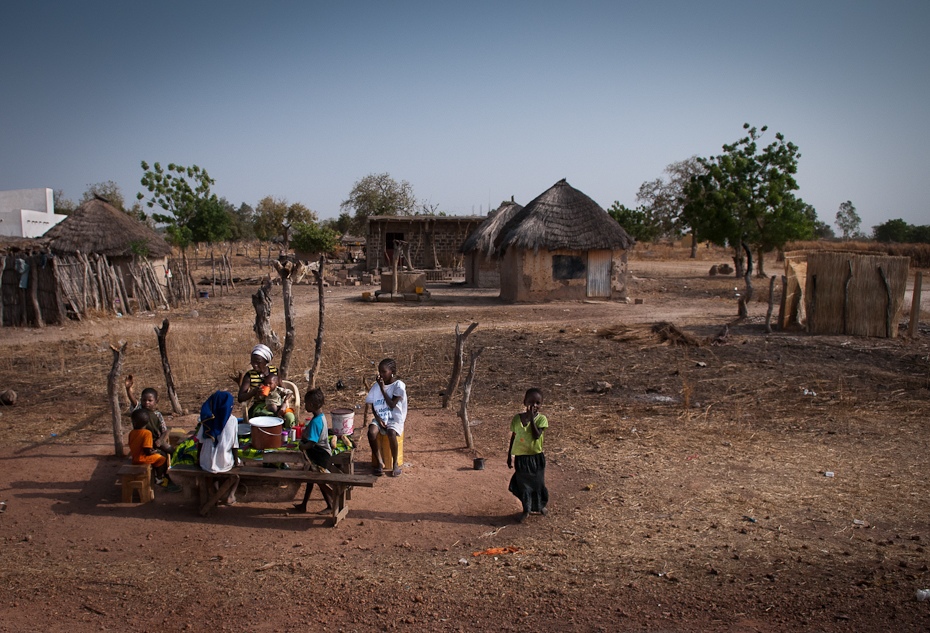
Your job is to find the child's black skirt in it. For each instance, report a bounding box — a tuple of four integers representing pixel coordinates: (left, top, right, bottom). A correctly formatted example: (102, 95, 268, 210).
(304, 445, 332, 470)
(509, 453, 548, 513)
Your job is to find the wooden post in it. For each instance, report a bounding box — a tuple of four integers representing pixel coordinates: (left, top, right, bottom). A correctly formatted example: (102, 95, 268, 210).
(251, 277, 280, 350)
(457, 347, 483, 450)
(765, 275, 776, 334)
(442, 322, 479, 409)
(307, 256, 326, 389)
(842, 259, 853, 335)
(108, 341, 128, 457)
(273, 258, 304, 380)
(878, 266, 892, 338)
(155, 319, 184, 414)
(909, 271, 923, 338)
(28, 257, 45, 328)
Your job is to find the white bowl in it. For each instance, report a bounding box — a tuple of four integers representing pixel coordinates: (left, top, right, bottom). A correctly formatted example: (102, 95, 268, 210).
(249, 416, 284, 428)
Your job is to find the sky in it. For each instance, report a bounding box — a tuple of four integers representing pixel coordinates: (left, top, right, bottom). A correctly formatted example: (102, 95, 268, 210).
(2, 1, 928, 234)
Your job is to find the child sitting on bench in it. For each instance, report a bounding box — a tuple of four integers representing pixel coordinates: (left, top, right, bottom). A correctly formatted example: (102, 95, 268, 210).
(129, 409, 180, 492)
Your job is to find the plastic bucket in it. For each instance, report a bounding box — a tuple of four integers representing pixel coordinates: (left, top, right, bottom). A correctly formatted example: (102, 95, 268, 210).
(249, 416, 283, 449)
(237, 422, 251, 437)
(473, 457, 485, 470)
(330, 408, 355, 436)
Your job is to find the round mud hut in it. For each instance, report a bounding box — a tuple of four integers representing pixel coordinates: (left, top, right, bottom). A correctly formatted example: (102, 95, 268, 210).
(460, 198, 523, 288)
(494, 178, 635, 302)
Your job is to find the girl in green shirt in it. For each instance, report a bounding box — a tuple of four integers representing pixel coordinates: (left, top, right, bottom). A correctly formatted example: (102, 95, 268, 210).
(507, 388, 549, 523)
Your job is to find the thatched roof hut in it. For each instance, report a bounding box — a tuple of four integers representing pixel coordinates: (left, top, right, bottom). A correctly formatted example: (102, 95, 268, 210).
(494, 179, 635, 302)
(44, 196, 171, 258)
(460, 199, 523, 288)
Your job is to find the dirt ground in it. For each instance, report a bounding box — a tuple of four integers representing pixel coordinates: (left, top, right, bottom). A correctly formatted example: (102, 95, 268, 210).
(1, 250, 929, 632)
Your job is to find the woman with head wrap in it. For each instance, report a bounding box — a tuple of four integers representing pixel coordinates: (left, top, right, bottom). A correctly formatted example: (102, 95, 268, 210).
(195, 390, 240, 504)
(237, 344, 278, 418)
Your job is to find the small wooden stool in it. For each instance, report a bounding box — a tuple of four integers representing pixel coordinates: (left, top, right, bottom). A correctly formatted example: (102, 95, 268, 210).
(118, 464, 154, 503)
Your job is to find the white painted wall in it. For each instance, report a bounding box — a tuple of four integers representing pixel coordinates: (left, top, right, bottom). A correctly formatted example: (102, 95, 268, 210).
(0, 188, 66, 237)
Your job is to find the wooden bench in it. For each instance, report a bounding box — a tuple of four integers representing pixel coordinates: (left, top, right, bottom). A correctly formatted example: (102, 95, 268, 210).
(168, 464, 376, 526)
(117, 464, 154, 504)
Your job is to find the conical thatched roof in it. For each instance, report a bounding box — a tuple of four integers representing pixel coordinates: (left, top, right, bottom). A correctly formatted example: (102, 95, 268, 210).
(44, 196, 171, 258)
(460, 199, 523, 257)
(495, 179, 635, 254)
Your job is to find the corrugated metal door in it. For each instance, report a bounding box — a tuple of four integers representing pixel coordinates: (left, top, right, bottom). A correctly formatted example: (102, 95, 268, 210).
(586, 250, 611, 298)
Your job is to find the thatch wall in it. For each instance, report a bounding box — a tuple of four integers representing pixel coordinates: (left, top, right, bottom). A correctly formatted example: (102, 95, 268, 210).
(1, 249, 190, 327)
(783, 250, 910, 337)
(0, 253, 64, 326)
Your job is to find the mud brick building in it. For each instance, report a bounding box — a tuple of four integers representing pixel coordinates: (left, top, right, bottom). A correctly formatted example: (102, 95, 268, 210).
(366, 215, 485, 272)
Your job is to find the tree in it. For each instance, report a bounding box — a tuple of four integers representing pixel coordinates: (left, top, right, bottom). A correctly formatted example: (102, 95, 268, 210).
(340, 172, 416, 232)
(81, 180, 125, 210)
(253, 196, 318, 244)
(291, 221, 338, 255)
(635, 156, 705, 247)
(872, 218, 911, 243)
(322, 212, 354, 235)
(137, 161, 216, 248)
(228, 202, 256, 241)
(835, 200, 861, 240)
(53, 189, 76, 215)
(682, 123, 813, 277)
(607, 202, 659, 242)
(187, 195, 232, 243)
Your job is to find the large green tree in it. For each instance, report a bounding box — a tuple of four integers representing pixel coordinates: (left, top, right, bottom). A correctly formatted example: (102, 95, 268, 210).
(137, 161, 216, 248)
(228, 202, 256, 241)
(683, 123, 814, 277)
(340, 172, 416, 232)
(835, 200, 861, 240)
(253, 196, 318, 244)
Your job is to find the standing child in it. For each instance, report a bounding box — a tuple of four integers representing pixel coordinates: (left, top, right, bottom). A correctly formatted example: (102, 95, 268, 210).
(507, 387, 549, 523)
(129, 408, 180, 492)
(365, 358, 407, 477)
(293, 387, 333, 514)
(125, 375, 170, 452)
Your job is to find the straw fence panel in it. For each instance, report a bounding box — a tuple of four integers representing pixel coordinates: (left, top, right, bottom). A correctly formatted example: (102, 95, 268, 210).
(805, 252, 909, 337)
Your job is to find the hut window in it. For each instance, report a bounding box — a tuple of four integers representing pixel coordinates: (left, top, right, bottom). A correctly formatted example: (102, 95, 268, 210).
(552, 255, 586, 280)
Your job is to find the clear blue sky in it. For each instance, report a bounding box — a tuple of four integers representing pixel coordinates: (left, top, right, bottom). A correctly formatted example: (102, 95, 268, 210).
(2, 1, 927, 233)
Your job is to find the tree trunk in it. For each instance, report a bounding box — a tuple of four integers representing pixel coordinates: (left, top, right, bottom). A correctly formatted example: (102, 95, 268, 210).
(307, 256, 326, 389)
(737, 242, 753, 319)
(689, 233, 698, 259)
(155, 318, 183, 414)
(108, 341, 128, 457)
(457, 347, 483, 450)
(765, 275, 776, 333)
(756, 247, 767, 278)
(251, 277, 280, 351)
(442, 322, 479, 409)
(273, 259, 304, 380)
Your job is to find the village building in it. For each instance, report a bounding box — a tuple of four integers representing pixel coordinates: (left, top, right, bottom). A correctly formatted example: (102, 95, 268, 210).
(0, 188, 67, 238)
(44, 196, 173, 288)
(460, 199, 523, 288)
(494, 179, 635, 302)
(366, 215, 484, 274)
(0, 196, 187, 327)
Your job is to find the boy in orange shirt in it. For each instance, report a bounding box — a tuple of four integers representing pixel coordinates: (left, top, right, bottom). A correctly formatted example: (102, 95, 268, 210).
(129, 409, 180, 492)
